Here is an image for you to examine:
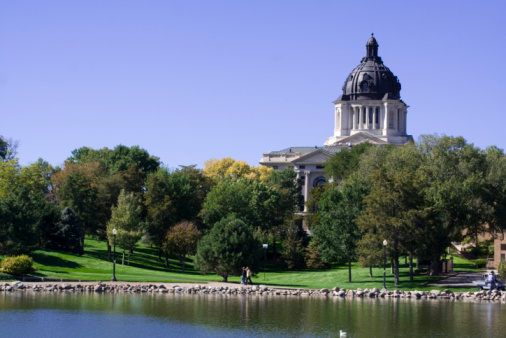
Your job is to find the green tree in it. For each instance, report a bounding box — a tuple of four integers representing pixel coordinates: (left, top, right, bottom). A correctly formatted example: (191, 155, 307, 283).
(145, 167, 204, 264)
(107, 190, 143, 265)
(0, 186, 43, 255)
(324, 142, 375, 181)
(313, 175, 368, 282)
(418, 135, 491, 241)
(194, 215, 262, 282)
(0, 136, 18, 162)
(164, 221, 202, 272)
(56, 207, 84, 254)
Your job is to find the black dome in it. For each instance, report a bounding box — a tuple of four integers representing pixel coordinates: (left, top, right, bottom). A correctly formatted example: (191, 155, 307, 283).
(339, 34, 401, 101)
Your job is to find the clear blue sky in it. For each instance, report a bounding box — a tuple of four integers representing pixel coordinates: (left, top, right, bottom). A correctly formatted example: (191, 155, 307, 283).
(1, 1, 505, 169)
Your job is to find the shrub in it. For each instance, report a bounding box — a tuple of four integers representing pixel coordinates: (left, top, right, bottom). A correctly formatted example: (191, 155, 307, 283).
(499, 260, 506, 280)
(0, 255, 34, 275)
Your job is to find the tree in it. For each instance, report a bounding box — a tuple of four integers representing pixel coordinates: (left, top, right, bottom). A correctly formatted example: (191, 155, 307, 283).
(418, 135, 491, 241)
(68, 145, 160, 179)
(324, 142, 375, 181)
(194, 215, 262, 282)
(282, 230, 306, 270)
(0, 185, 43, 255)
(56, 207, 84, 254)
(0, 136, 19, 162)
(313, 175, 368, 282)
(164, 221, 202, 272)
(203, 157, 272, 182)
(304, 184, 332, 228)
(145, 167, 205, 264)
(107, 190, 143, 265)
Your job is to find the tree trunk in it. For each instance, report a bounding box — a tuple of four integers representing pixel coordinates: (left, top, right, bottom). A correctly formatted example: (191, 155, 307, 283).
(348, 258, 352, 282)
(409, 252, 413, 282)
(158, 248, 162, 262)
(369, 266, 373, 278)
(122, 250, 125, 265)
(394, 257, 400, 286)
(181, 256, 186, 272)
(429, 259, 441, 276)
(222, 274, 228, 282)
(80, 230, 85, 255)
(164, 253, 169, 267)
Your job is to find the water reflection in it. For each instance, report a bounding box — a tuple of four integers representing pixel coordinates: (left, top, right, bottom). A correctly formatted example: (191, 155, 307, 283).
(1, 292, 505, 337)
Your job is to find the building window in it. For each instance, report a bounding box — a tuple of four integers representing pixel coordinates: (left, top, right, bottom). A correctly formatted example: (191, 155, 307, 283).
(316, 165, 324, 169)
(313, 176, 326, 187)
(273, 166, 278, 170)
(502, 254, 506, 261)
(363, 110, 366, 124)
(375, 107, 379, 124)
(299, 166, 305, 169)
(369, 108, 373, 123)
(501, 244, 506, 251)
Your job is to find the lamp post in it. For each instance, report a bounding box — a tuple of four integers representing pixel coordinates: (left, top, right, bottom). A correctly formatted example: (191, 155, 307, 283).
(111, 228, 117, 281)
(263, 244, 268, 281)
(382, 239, 388, 291)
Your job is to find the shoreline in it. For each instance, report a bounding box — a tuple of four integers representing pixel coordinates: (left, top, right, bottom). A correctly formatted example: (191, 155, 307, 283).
(1, 281, 505, 302)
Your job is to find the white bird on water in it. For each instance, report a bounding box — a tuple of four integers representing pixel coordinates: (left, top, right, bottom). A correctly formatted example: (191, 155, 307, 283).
(340, 330, 347, 337)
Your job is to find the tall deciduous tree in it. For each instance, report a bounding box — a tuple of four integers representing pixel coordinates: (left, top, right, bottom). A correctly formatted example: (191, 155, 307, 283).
(164, 221, 202, 272)
(145, 167, 205, 264)
(194, 215, 262, 282)
(107, 190, 143, 265)
(313, 175, 368, 282)
(203, 157, 272, 182)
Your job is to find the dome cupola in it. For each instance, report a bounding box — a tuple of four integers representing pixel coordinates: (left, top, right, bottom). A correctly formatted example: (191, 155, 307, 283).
(338, 34, 401, 101)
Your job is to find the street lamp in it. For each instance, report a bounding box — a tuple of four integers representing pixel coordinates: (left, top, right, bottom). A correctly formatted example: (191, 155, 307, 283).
(263, 244, 268, 281)
(111, 228, 117, 281)
(383, 239, 388, 291)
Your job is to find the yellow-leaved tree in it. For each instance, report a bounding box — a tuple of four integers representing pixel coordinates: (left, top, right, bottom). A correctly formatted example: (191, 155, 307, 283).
(203, 157, 272, 182)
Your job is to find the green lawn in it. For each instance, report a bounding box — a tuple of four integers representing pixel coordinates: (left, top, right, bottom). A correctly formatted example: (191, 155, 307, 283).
(6, 238, 485, 291)
(28, 238, 228, 283)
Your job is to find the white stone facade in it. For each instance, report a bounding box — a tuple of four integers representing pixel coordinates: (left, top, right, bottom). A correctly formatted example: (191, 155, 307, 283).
(324, 99, 410, 146)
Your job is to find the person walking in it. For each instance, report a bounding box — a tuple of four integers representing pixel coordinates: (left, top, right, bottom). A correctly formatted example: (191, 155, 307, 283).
(487, 271, 497, 295)
(241, 267, 247, 285)
(246, 267, 253, 285)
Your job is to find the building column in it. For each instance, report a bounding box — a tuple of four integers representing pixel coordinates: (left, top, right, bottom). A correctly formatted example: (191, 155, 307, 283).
(359, 106, 363, 129)
(303, 170, 311, 211)
(372, 107, 377, 129)
(365, 106, 369, 129)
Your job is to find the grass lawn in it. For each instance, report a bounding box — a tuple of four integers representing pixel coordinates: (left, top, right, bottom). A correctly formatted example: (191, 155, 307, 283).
(259, 261, 468, 292)
(6, 238, 485, 291)
(28, 237, 227, 283)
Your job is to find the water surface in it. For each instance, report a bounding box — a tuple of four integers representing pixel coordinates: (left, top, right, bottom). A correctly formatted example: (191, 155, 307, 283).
(0, 292, 504, 337)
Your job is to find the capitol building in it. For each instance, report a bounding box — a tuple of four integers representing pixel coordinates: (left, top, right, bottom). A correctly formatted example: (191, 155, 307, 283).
(260, 35, 412, 208)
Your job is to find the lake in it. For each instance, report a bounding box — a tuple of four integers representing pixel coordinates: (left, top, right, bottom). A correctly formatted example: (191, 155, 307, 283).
(0, 292, 505, 337)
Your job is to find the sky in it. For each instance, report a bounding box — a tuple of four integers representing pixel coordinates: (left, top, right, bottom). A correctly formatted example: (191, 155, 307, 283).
(1, 1, 505, 169)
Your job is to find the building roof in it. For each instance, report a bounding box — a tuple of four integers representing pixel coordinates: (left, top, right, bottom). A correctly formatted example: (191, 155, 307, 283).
(268, 146, 345, 155)
(338, 34, 402, 101)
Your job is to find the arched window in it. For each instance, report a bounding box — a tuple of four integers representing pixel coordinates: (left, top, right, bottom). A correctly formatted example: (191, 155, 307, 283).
(313, 176, 326, 187)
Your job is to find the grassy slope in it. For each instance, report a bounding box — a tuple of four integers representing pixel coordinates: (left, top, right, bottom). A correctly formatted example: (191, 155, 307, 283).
(17, 238, 483, 291)
(28, 238, 226, 283)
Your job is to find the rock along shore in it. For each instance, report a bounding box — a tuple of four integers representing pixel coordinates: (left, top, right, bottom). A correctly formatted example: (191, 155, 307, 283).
(1, 281, 505, 302)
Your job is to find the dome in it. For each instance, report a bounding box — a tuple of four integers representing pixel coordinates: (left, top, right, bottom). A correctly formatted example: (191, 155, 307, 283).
(338, 34, 401, 101)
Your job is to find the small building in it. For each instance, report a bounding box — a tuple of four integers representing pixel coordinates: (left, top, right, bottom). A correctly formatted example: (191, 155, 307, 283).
(260, 34, 412, 207)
